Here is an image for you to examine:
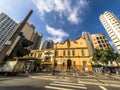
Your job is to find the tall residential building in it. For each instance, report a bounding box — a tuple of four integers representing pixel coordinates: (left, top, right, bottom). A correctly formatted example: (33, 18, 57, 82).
(0, 12, 17, 51)
(91, 34, 111, 50)
(82, 32, 94, 56)
(99, 11, 120, 54)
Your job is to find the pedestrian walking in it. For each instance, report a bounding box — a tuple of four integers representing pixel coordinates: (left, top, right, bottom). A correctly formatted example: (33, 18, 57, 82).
(101, 66, 106, 74)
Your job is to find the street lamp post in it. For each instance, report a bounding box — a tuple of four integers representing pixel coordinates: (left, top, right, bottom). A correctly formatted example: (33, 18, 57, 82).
(67, 39, 71, 71)
(67, 39, 70, 59)
(52, 44, 57, 75)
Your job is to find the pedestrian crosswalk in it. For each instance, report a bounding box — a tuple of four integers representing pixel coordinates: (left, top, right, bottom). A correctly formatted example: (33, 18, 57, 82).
(44, 80, 87, 90)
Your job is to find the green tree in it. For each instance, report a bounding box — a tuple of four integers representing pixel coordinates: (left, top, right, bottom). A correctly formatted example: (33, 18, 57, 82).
(114, 52, 120, 63)
(93, 48, 115, 64)
(99, 48, 114, 64)
(92, 49, 101, 64)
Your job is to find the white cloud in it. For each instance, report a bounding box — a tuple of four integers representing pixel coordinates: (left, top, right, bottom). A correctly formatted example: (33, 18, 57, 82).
(68, 0, 89, 24)
(46, 25, 68, 43)
(33, 0, 54, 16)
(32, 0, 89, 24)
(68, 9, 79, 24)
(54, 0, 65, 11)
(32, 0, 71, 17)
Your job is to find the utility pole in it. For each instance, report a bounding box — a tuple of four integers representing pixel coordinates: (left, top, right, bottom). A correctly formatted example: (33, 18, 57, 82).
(0, 10, 33, 62)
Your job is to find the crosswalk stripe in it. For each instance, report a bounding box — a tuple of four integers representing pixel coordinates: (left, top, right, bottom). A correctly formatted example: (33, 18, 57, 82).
(45, 86, 75, 90)
(99, 86, 108, 90)
(53, 81, 85, 86)
(45, 80, 87, 90)
(50, 83, 87, 89)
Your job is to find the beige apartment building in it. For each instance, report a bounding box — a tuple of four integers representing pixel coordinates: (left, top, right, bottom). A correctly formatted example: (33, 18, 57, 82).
(91, 34, 111, 49)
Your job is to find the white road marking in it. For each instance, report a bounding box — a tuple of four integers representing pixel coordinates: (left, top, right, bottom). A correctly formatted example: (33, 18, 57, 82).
(76, 73, 79, 77)
(78, 81, 120, 87)
(99, 86, 108, 90)
(53, 81, 85, 86)
(50, 83, 87, 89)
(79, 81, 105, 85)
(45, 86, 75, 90)
(45, 80, 87, 90)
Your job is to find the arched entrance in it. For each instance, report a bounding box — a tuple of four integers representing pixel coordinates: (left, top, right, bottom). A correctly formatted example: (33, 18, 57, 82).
(67, 59, 72, 70)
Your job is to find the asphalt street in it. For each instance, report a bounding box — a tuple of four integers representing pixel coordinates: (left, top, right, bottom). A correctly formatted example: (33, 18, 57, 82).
(0, 71, 120, 90)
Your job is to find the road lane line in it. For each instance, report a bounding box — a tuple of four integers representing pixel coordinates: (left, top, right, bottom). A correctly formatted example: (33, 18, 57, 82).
(45, 86, 75, 90)
(99, 86, 108, 90)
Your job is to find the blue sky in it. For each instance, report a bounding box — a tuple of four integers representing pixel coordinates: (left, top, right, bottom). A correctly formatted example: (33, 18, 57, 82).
(0, 0, 120, 50)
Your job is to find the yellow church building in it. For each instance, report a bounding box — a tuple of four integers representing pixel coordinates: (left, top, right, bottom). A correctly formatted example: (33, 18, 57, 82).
(54, 37, 93, 71)
(28, 37, 93, 71)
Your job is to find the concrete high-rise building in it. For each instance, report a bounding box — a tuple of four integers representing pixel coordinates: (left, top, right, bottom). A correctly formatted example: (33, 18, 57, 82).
(21, 23, 35, 40)
(31, 33, 43, 50)
(41, 41, 48, 50)
(41, 40, 54, 50)
(8, 23, 35, 58)
(0, 11, 33, 61)
(91, 34, 111, 50)
(39, 42, 43, 50)
(0, 12, 17, 51)
(82, 32, 94, 56)
(99, 11, 120, 54)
